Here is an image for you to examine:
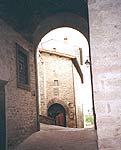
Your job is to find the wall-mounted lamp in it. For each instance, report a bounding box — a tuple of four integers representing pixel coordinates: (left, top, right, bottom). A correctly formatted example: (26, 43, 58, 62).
(85, 59, 90, 67)
(53, 48, 56, 51)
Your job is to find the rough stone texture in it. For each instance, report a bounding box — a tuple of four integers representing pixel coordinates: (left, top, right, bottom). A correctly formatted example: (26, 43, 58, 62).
(0, 19, 38, 150)
(89, 0, 121, 149)
(39, 115, 55, 125)
(37, 51, 77, 128)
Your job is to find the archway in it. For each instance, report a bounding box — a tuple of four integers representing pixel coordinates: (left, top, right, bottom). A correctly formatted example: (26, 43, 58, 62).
(37, 27, 95, 128)
(33, 12, 89, 48)
(34, 5, 96, 129)
(48, 103, 66, 127)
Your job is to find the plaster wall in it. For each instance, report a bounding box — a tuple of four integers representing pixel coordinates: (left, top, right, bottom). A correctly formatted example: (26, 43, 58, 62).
(89, 0, 121, 149)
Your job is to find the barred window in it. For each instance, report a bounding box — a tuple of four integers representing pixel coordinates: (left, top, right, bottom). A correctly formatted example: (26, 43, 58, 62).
(16, 44, 30, 90)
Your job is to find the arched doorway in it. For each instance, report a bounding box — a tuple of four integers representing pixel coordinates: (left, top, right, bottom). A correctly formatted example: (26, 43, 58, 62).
(48, 103, 66, 127)
(37, 27, 95, 128)
(34, 2, 96, 129)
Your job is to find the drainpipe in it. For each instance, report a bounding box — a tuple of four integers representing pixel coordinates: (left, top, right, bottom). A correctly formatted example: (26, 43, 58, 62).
(43, 60, 47, 99)
(72, 63, 78, 128)
(87, 4, 97, 129)
(34, 46, 40, 131)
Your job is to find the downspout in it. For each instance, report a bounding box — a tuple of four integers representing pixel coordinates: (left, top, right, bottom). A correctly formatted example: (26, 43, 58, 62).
(72, 63, 78, 128)
(87, 2, 97, 130)
(34, 46, 40, 131)
(43, 60, 47, 99)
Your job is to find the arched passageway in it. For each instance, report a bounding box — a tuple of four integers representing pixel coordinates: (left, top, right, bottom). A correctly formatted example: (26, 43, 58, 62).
(33, 0, 96, 129)
(37, 27, 95, 128)
(48, 103, 66, 127)
(33, 1, 97, 129)
(0, 1, 99, 149)
(33, 12, 89, 48)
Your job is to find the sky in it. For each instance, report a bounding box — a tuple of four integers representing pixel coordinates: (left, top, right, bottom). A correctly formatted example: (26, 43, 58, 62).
(38, 27, 89, 62)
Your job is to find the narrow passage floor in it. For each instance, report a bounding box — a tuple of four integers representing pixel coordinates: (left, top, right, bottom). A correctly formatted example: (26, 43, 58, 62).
(15, 123, 98, 150)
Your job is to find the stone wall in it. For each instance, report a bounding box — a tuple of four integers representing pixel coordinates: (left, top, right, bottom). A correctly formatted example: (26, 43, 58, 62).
(39, 115, 55, 125)
(38, 51, 77, 128)
(89, 0, 121, 149)
(0, 19, 38, 150)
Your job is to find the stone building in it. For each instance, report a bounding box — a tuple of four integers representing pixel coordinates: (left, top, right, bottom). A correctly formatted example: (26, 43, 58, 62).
(0, 0, 121, 150)
(37, 48, 84, 128)
(0, 19, 38, 150)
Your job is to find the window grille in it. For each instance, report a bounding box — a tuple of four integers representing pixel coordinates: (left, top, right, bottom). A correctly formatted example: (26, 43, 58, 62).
(16, 44, 30, 90)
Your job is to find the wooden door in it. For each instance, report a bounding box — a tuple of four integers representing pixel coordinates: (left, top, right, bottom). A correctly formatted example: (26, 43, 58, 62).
(56, 112, 64, 126)
(0, 84, 6, 150)
(48, 103, 66, 127)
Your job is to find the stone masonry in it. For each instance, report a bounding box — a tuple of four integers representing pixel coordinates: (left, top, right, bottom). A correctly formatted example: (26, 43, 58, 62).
(89, 0, 121, 149)
(1, 1, 121, 149)
(37, 50, 81, 128)
(0, 19, 38, 150)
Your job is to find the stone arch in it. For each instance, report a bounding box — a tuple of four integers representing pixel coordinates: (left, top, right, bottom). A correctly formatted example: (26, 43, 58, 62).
(33, 12, 89, 48)
(47, 103, 66, 127)
(35, 9, 96, 129)
(47, 98, 69, 115)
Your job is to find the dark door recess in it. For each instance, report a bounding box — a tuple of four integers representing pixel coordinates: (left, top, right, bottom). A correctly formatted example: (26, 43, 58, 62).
(48, 103, 66, 127)
(0, 81, 6, 150)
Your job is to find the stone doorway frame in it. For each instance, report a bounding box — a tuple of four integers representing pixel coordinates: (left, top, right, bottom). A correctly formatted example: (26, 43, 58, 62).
(0, 80, 7, 150)
(48, 103, 66, 127)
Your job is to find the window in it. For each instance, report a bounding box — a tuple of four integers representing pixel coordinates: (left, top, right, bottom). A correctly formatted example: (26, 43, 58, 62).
(16, 44, 30, 90)
(54, 80, 59, 86)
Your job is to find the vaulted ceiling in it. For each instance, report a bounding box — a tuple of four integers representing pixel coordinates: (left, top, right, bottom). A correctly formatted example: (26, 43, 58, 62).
(0, 0, 88, 42)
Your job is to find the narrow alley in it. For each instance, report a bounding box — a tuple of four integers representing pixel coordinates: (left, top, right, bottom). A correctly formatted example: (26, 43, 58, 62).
(15, 124, 98, 150)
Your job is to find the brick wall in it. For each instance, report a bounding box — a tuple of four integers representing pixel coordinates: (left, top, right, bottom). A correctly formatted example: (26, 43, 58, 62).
(89, 0, 121, 149)
(0, 19, 38, 150)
